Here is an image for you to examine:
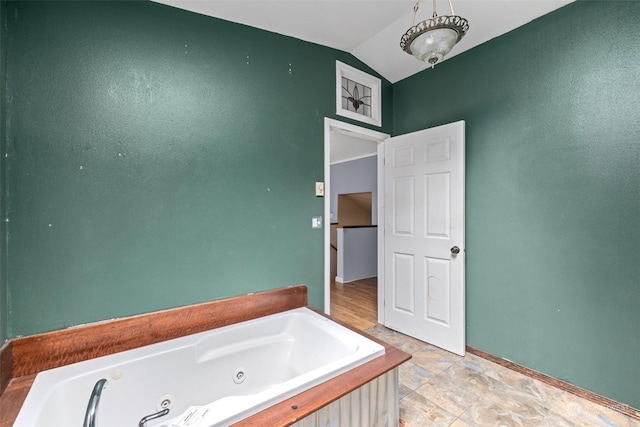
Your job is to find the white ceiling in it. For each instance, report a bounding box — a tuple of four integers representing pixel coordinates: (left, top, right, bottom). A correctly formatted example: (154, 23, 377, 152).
(330, 130, 378, 164)
(153, 0, 574, 83)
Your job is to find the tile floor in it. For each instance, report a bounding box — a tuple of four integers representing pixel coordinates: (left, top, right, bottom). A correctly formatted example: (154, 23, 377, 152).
(364, 324, 640, 427)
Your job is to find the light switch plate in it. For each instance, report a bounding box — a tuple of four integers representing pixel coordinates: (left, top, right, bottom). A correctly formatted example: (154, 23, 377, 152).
(315, 182, 324, 197)
(312, 216, 323, 229)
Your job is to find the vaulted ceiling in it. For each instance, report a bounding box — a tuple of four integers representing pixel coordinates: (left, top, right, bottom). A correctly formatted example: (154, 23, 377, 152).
(153, 0, 574, 83)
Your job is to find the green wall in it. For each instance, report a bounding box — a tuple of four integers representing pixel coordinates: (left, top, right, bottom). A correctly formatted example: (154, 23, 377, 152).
(2, 0, 638, 413)
(393, 0, 639, 409)
(0, 0, 7, 344)
(1, 0, 392, 338)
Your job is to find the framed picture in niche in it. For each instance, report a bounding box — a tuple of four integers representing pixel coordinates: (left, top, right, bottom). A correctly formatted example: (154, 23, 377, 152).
(336, 61, 381, 127)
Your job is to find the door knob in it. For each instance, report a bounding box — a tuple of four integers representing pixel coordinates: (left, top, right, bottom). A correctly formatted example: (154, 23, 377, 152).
(450, 246, 460, 255)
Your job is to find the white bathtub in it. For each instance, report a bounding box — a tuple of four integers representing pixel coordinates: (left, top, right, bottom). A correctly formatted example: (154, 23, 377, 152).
(13, 307, 385, 427)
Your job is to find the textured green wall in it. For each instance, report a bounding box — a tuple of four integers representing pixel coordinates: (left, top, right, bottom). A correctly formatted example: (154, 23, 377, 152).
(393, 1, 639, 409)
(0, 0, 7, 344)
(3, 0, 638, 412)
(3, 0, 391, 338)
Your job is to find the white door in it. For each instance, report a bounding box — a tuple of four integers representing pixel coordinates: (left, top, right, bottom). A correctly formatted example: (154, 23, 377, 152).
(383, 121, 465, 355)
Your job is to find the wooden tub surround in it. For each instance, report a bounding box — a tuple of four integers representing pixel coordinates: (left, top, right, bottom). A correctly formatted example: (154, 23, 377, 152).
(0, 285, 411, 427)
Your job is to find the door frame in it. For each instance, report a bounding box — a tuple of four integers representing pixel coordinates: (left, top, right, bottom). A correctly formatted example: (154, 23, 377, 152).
(323, 118, 389, 318)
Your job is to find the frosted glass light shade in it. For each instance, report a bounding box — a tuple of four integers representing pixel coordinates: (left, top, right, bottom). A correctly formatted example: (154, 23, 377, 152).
(400, 15, 469, 67)
(409, 27, 458, 65)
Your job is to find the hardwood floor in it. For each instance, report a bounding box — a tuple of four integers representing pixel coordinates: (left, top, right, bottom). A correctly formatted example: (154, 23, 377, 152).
(330, 277, 378, 330)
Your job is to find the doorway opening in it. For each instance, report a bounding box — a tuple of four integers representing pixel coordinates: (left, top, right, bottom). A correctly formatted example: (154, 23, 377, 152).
(331, 192, 373, 282)
(323, 118, 389, 330)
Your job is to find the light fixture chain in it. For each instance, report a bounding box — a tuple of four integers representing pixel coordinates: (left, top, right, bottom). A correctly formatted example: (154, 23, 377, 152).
(411, 0, 419, 27)
(447, 0, 455, 16)
(432, 0, 437, 18)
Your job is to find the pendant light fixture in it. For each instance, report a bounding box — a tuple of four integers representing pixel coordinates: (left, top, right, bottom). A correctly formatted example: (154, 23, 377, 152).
(400, 0, 469, 68)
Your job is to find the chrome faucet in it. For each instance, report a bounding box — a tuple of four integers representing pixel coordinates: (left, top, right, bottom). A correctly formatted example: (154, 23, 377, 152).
(83, 378, 107, 427)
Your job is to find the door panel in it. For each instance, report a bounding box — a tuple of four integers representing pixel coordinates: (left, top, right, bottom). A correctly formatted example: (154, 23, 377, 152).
(425, 257, 450, 325)
(392, 253, 415, 314)
(393, 176, 415, 235)
(425, 173, 450, 238)
(383, 121, 465, 356)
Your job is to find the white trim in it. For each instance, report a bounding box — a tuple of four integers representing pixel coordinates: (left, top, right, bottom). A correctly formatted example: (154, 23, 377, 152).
(336, 61, 382, 127)
(324, 118, 389, 316)
(330, 152, 377, 166)
(376, 141, 385, 324)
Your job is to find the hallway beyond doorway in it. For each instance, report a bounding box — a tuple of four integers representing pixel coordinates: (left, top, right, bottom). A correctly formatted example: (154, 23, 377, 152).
(330, 277, 377, 330)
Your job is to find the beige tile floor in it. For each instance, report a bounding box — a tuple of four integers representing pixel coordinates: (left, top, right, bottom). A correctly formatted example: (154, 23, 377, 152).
(364, 324, 640, 427)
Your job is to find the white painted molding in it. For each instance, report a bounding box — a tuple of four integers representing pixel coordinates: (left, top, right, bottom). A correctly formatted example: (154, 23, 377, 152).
(330, 152, 377, 166)
(323, 118, 389, 316)
(336, 61, 382, 127)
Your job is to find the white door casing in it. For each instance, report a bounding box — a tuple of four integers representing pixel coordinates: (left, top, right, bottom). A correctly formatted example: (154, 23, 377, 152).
(323, 118, 389, 315)
(383, 121, 465, 356)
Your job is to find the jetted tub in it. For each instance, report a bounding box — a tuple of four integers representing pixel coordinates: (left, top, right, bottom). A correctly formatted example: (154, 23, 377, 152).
(13, 307, 385, 427)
